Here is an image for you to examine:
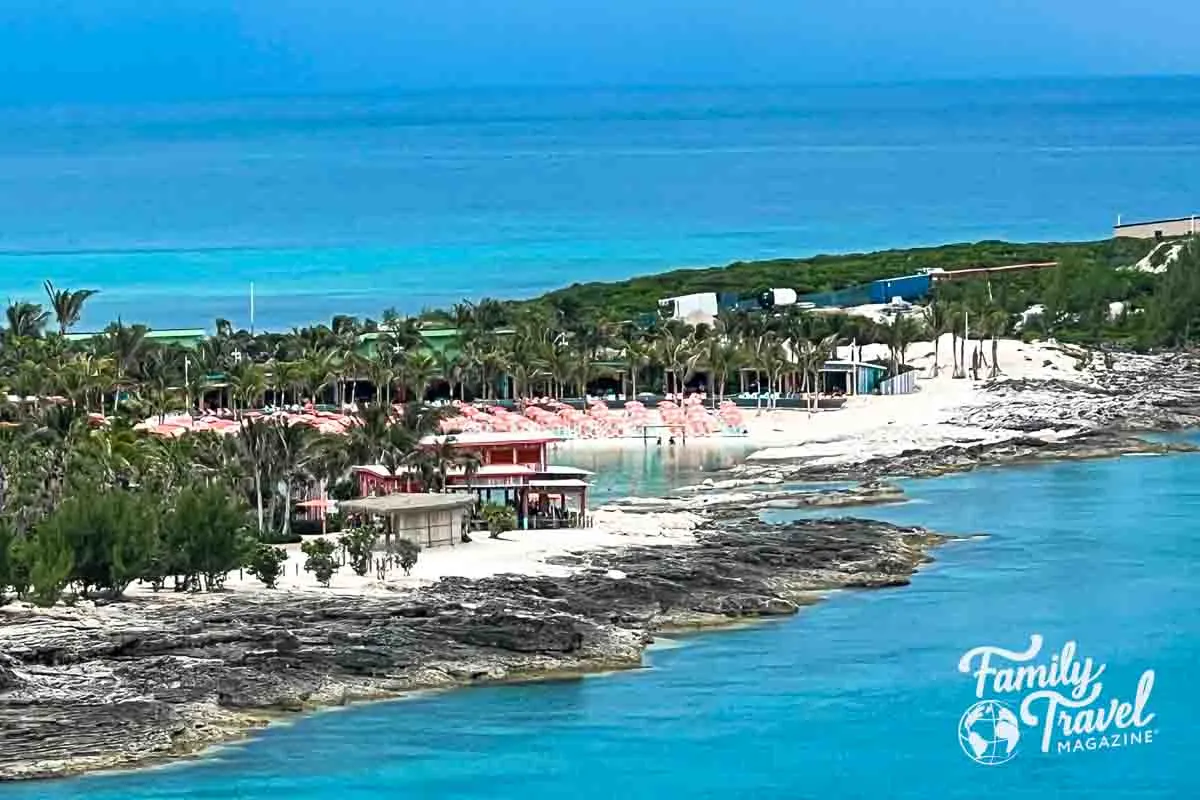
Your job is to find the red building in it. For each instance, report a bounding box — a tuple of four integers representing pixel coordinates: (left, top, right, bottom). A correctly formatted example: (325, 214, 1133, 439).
(352, 432, 591, 528)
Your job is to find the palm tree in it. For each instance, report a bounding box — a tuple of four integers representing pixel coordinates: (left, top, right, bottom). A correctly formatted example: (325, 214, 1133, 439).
(5, 302, 49, 340)
(417, 438, 480, 492)
(101, 320, 149, 399)
(227, 361, 266, 416)
(700, 331, 739, 407)
(921, 301, 952, 377)
(951, 302, 968, 379)
(236, 417, 275, 533)
(399, 350, 438, 404)
(43, 282, 99, 336)
(273, 421, 325, 536)
(617, 328, 652, 399)
(984, 308, 1009, 379)
(656, 322, 700, 397)
(434, 350, 465, 401)
(793, 333, 838, 409)
(881, 315, 921, 378)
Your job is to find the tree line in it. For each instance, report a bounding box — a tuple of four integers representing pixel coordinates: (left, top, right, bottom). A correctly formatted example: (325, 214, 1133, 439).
(3, 236, 1198, 606)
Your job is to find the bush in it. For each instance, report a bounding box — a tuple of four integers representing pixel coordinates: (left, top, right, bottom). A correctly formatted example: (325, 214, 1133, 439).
(289, 516, 342, 537)
(37, 487, 159, 598)
(393, 539, 420, 576)
(300, 538, 339, 587)
(247, 544, 289, 589)
(260, 531, 303, 545)
(162, 485, 254, 592)
(480, 503, 517, 540)
(339, 527, 377, 577)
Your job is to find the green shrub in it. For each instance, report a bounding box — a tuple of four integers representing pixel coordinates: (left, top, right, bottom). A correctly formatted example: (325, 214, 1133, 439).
(300, 539, 339, 587)
(247, 544, 289, 589)
(480, 503, 517, 540)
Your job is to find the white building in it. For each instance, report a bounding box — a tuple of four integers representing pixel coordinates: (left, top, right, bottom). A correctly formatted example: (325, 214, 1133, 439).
(1113, 215, 1198, 240)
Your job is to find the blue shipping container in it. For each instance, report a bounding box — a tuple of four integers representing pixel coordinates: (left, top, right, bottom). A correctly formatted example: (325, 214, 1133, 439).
(868, 274, 932, 304)
(800, 283, 874, 308)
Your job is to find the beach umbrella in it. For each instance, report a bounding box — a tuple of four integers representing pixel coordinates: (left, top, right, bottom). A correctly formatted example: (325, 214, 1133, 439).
(297, 498, 338, 535)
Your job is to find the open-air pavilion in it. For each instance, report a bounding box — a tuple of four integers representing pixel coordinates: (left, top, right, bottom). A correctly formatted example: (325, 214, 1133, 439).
(820, 361, 889, 395)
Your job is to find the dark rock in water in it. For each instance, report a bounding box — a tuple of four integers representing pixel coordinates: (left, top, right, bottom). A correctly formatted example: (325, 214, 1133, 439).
(781, 431, 1197, 482)
(0, 517, 944, 781)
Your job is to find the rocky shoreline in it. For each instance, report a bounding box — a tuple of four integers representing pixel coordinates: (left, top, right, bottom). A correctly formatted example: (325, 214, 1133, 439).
(0, 511, 944, 782)
(3, 347, 1199, 783)
(735, 430, 1197, 483)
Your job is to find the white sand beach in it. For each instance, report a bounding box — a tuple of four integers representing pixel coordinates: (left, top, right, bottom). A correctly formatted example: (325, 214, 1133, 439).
(129, 335, 1098, 597)
(739, 334, 1085, 463)
(163, 507, 706, 597)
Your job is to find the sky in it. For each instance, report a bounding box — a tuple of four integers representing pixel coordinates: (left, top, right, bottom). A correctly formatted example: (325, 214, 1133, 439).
(0, 0, 1195, 102)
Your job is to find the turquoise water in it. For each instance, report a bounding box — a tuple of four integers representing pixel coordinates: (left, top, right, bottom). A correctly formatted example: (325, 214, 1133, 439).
(8, 451, 1198, 798)
(551, 442, 759, 502)
(3, 78, 1200, 329)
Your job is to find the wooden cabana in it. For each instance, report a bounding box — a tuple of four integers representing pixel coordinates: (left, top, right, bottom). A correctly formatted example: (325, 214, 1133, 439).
(339, 493, 477, 549)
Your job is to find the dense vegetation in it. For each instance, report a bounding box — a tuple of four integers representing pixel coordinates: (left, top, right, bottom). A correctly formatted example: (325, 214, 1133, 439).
(524, 238, 1155, 321)
(2, 235, 1197, 607)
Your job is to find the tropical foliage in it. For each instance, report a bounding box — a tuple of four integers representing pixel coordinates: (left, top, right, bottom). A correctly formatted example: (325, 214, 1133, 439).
(3, 236, 1198, 606)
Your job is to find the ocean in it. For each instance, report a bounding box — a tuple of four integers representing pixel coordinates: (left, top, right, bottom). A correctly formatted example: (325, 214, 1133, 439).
(3, 79, 1200, 797)
(6, 447, 1198, 799)
(1, 78, 1199, 330)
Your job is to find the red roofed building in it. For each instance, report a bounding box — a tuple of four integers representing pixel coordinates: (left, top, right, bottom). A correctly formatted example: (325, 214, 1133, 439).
(351, 431, 591, 528)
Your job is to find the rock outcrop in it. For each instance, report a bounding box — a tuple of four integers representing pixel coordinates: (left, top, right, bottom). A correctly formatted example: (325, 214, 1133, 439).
(0, 516, 945, 782)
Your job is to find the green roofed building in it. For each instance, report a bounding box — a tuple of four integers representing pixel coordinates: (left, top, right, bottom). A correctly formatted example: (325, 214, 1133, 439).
(357, 327, 513, 359)
(64, 328, 207, 349)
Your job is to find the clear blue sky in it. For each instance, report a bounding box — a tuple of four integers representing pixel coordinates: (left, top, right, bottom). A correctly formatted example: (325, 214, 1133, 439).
(0, 0, 1195, 102)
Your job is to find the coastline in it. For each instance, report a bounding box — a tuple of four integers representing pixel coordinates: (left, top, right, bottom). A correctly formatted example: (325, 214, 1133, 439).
(4, 340, 1200, 782)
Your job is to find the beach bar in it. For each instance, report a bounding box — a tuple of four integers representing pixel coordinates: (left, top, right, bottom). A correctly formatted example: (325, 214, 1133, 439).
(339, 493, 476, 549)
(820, 361, 890, 395)
(351, 431, 591, 529)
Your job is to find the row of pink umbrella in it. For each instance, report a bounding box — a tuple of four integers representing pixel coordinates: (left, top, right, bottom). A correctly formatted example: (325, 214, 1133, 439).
(136, 395, 747, 441)
(440, 397, 745, 440)
(135, 408, 358, 438)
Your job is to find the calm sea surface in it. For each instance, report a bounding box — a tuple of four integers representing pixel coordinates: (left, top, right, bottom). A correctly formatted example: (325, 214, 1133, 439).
(6, 447, 1198, 798)
(1, 78, 1199, 329)
(3, 80, 1200, 797)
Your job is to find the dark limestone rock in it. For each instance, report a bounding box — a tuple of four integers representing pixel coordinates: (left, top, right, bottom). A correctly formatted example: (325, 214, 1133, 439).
(0, 516, 945, 781)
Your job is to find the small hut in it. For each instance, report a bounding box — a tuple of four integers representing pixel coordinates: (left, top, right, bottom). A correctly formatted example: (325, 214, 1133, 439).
(339, 493, 477, 549)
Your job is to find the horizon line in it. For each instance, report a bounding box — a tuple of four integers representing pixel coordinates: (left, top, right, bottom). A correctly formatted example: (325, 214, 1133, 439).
(0, 72, 1198, 111)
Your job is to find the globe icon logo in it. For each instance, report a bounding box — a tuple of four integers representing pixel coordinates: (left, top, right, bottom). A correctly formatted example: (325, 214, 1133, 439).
(958, 700, 1020, 765)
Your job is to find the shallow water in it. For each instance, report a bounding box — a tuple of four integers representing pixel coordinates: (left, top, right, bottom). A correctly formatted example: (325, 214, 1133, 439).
(8, 451, 1199, 799)
(552, 441, 759, 502)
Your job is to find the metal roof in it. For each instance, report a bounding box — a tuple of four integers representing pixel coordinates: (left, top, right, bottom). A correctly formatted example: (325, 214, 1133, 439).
(420, 431, 561, 447)
(541, 465, 595, 476)
(339, 494, 476, 515)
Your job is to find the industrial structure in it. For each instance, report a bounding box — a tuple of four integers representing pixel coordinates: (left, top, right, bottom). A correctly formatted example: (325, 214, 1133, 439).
(1113, 214, 1198, 240)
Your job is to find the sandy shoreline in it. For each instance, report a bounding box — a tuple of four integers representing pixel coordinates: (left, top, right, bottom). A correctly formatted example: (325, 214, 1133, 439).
(7, 337, 1200, 783)
(187, 335, 1092, 595)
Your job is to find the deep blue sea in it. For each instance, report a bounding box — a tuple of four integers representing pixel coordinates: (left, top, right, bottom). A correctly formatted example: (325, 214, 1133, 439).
(1, 78, 1200, 329)
(5, 449, 1198, 799)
